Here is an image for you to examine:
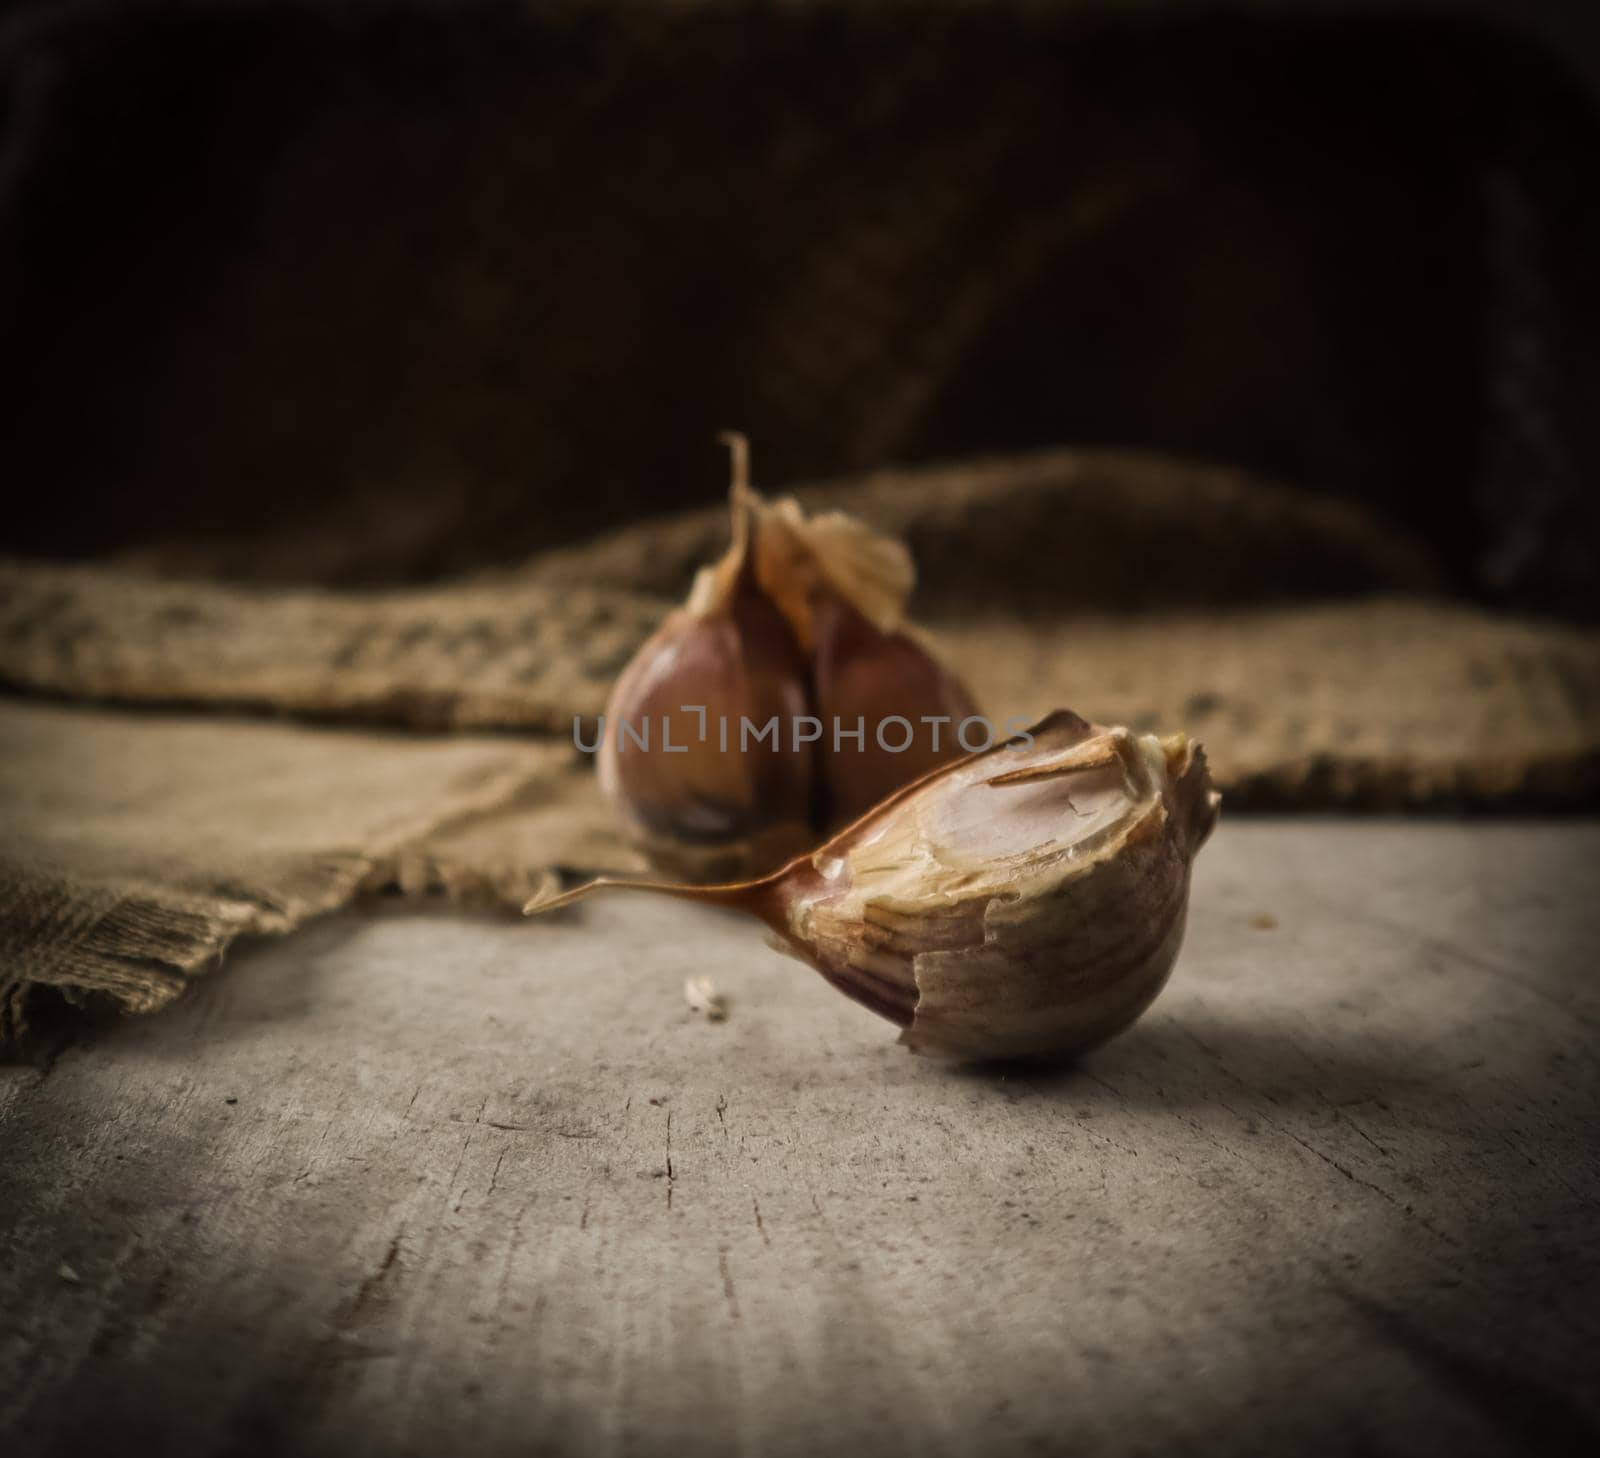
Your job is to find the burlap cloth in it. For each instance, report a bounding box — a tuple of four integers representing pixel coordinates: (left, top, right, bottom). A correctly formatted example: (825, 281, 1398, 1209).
(3, 449, 1598, 1038)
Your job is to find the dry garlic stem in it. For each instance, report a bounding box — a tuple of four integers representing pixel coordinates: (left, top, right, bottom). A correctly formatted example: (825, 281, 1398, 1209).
(537, 711, 1220, 1062)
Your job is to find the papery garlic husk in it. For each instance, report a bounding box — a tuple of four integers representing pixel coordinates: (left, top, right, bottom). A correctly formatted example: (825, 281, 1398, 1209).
(598, 459, 815, 883)
(747, 495, 917, 649)
(744, 484, 982, 829)
(538, 710, 1220, 1063)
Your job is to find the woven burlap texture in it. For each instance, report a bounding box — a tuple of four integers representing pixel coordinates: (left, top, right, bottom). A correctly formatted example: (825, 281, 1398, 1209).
(2, 449, 1597, 1036)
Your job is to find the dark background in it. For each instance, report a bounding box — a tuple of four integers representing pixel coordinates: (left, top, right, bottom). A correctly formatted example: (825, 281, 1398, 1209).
(1, 0, 1597, 616)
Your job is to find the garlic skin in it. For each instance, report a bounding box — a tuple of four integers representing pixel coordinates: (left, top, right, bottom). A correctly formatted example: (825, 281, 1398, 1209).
(537, 710, 1219, 1063)
(747, 495, 916, 650)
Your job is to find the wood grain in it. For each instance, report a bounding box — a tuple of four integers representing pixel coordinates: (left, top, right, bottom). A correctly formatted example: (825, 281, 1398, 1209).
(3, 821, 1597, 1457)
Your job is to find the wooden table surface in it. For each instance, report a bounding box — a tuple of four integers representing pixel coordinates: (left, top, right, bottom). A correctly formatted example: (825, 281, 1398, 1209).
(3, 820, 1597, 1458)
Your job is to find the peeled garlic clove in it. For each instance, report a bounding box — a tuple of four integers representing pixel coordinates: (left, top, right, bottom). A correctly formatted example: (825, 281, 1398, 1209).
(537, 711, 1220, 1062)
(598, 440, 815, 882)
(810, 592, 981, 828)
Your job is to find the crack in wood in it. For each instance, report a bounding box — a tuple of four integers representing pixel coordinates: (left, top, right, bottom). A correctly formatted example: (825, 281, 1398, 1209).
(1274, 1118, 1462, 1251)
(665, 1109, 674, 1211)
(341, 1232, 403, 1328)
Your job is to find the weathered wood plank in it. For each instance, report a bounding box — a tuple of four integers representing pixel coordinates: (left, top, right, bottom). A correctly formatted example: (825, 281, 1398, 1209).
(2, 821, 1598, 1457)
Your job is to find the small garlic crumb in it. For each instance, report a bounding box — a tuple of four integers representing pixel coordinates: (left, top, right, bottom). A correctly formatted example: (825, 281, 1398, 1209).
(684, 976, 727, 1021)
(57, 1262, 81, 1284)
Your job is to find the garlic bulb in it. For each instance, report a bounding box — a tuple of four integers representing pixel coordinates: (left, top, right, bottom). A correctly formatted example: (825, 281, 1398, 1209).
(535, 710, 1220, 1062)
(597, 434, 979, 880)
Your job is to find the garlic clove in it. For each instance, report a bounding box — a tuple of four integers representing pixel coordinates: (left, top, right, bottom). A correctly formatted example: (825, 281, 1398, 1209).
(597, 589, 815, 882)
(597, 437, 815, 882)
(852, 716, 1217, 1060)
(536, 710, 1219, 1063)
(809, 591, 981, 828)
